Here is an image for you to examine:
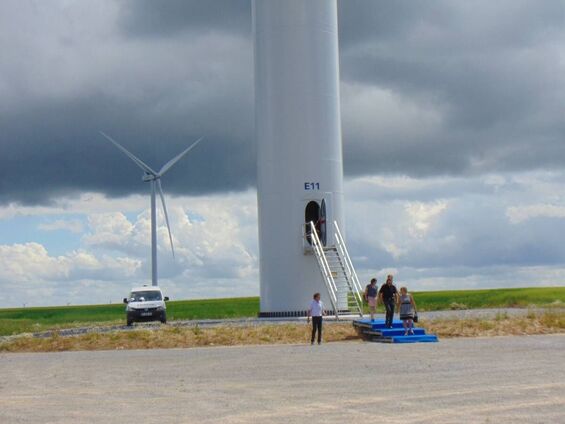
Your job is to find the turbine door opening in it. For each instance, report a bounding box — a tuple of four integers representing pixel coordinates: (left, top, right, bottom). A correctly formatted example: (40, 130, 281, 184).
(319, 198, 327, 246)
(305, 200, 320, 246)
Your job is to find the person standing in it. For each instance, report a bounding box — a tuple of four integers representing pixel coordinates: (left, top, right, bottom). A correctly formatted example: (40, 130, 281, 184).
(307, 292, 324, 345)
(378, 274, 398, 328)
(364, 278, 378, 321)
(398, 286, 417, 335)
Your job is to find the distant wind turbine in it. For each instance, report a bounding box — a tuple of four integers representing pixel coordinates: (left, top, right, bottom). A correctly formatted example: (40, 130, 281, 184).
(100, 131, 203, 286)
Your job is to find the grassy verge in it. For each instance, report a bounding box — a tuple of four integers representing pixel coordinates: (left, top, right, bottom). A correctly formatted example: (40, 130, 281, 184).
(0, 287, 563, 337)
(1, 310, 563, 353)
(423, 309, 565, 338)
(0, 323, 357, 353)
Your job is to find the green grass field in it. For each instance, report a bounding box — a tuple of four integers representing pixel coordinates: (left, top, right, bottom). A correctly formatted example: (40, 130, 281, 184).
(0, 297, 259, 337)
(0, 287, 563, 337)
(407, 287, 564, 311)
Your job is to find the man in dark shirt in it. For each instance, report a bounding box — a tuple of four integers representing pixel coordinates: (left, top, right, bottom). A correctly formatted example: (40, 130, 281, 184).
(378, 274, 398, 328)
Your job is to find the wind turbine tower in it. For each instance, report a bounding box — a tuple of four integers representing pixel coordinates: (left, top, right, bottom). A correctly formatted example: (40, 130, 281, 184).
(253, 0, 347, 316)
(100, 132, 203, 286)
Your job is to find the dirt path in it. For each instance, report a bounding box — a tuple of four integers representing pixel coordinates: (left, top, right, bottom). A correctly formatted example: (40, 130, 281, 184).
(1, 334, 563, 423)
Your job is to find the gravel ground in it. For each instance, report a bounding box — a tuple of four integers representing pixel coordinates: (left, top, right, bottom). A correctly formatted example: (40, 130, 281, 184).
(1, 334, 563, 423)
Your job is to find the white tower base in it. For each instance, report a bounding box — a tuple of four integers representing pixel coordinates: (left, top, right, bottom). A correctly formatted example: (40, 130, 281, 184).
(253, 0, 346, 316)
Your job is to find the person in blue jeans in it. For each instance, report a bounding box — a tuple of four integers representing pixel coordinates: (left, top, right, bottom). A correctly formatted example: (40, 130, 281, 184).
(378, 274, 398, 328)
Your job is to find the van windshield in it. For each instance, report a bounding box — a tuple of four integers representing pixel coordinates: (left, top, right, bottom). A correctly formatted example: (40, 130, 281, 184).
(130, 291, 162, 301)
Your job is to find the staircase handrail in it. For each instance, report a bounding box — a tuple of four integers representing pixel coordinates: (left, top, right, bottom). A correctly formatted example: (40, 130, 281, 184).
(333, 221, 364, 315)
(308, 221, 339, 317)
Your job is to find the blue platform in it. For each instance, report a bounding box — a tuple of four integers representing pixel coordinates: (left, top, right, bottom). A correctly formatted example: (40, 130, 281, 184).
(353, 318, 438, 343)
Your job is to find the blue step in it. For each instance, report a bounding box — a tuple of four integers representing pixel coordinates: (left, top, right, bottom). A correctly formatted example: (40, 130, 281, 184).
(353, 318, 404, 330)
(353, 318, 439, 344)
(364, 328, 426, 337)
(390, 335, 438, 343)
(366, 334, 439, 344)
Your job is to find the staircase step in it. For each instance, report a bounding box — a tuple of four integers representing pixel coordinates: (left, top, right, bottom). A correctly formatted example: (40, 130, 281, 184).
(363, 328, 426, 337)
(369, 335, 439, 344)
(353, 318, 439, 344)
(353, 318, 404, 330)
(313, 226, 365, 322)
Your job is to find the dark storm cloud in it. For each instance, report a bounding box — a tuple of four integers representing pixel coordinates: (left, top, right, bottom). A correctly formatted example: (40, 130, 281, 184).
(1, 91, 254, 204)
(119, 0, 250, 37)
(338, 0, 565, 177)
(0, 0, 253, 205)
(1, 0, 565, 205)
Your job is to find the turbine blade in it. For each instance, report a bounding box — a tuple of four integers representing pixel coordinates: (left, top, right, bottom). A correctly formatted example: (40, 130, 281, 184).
(158, 137, 204, 176)
(99, 131, 158, 176)
(157, 179, 175, 258)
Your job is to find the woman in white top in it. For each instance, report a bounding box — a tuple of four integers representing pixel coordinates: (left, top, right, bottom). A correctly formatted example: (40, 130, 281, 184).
(307, 292, 325, 345)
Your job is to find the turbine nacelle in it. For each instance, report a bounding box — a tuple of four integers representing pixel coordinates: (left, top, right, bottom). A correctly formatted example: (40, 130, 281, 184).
(142, 173, 157, 182)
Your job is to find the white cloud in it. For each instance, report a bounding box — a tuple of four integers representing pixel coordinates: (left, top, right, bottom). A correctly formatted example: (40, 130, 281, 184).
(38, 219, 84, 234)
(379, 265, 565, 293)
(3, 175, 565, 307)
(405, 200, 448, 238)
(83, 212, 137, 250)
(506, 204, 565, 224)
(0, 243, 140, 285)
(0, 243, 70, 283)
(79, 191, 259, 280)
(380, 237, 407, 260)
(0, 190, 260, 306)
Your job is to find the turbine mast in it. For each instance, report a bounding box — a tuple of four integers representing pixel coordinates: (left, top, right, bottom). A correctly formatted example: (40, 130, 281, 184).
(151, 179, 158, 286)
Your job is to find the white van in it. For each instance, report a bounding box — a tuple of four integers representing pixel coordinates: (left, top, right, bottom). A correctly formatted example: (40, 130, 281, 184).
(123, 286, 169, 326)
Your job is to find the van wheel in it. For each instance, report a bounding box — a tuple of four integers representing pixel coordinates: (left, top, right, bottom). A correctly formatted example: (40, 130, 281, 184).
(161, 314, 167, 324)
(127, 320, 133, 326)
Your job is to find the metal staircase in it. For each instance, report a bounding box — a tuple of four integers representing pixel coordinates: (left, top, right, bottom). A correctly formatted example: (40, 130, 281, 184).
(307, 220, 364, 318)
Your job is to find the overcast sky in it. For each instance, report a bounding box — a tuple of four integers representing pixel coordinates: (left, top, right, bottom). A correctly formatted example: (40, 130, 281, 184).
(1, 0, 565, 307)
